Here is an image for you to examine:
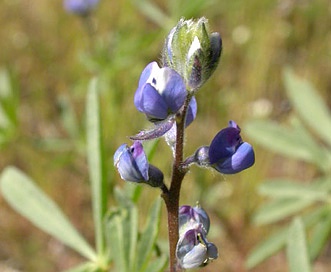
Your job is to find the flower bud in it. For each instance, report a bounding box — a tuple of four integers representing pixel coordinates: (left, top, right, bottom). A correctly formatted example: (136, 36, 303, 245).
(178, 205, 210, 236)
(113, 141, 164, 188)
(193, 146, 210, 167)
(162, 17, 222, 91)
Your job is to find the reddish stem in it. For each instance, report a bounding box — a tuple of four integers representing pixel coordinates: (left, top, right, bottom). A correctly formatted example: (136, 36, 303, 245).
(162, 95, 191, 272)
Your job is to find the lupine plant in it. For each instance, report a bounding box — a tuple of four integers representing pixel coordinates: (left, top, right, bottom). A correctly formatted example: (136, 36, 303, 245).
(0, 16, 255, 272)
(114, 17, 255, 271)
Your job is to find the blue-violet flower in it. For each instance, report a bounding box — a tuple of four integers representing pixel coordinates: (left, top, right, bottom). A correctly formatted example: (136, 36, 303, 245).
(208, 120, 255, 174)
(64, 0, 99, 16)
(134, 61, 187, 122)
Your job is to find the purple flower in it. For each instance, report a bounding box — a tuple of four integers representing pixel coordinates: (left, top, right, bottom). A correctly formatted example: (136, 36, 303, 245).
(134, 62, 187, 122)
(176, 227, 218, 269)
(208, 121, 255, 174)
(64, 0, 99, 16)
(113, 141, 149, 182)
(179, 205, 210, 236)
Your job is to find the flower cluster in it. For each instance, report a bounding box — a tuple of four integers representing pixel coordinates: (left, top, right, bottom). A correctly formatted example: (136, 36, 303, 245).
(176, 205, 218, 269)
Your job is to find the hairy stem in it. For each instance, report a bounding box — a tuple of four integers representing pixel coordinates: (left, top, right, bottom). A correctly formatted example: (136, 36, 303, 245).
(162, 95, 191, 272)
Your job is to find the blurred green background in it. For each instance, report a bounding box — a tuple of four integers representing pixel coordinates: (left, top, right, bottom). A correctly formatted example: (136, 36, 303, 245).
(0, 0, 331, 271)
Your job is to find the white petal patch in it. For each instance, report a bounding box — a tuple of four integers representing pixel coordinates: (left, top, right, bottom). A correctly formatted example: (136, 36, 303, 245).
(187, 36, 201, 60)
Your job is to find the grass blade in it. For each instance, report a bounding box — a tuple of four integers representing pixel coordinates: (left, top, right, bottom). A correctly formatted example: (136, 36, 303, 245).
(86, 78, 108, 256)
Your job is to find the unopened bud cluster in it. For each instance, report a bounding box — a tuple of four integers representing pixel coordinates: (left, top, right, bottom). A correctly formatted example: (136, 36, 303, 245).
(162, 17, 222, 91)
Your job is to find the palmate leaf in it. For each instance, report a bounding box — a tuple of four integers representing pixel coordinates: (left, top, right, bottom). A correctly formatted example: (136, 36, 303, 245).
(254, 177, 331, 225)
(246, 205, 328, 269)
(258, 179, 329, 201)
(284, 68, 331, 148)
(244, 120, 327, 170)
(253, 198, 313, 226)
(245, 225, 288, 269)
(245, 117, 331, 172)
(0, 167, 96, 261)
(286, 218, 311, 272)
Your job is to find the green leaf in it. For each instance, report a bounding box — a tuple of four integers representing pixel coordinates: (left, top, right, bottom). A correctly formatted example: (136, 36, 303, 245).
(132, 0, 172, 29)
(106, 189, 139, 272)
(289, 116, 331, 172)
(286, 218, 311, 272)
(308, 209, 331, 260)
(284, 68, 331, 147)
(246, 206, 329, 269)
(254, 177, 331, 225)
(253, 198, 313, 225)
(113, 190, 139, 272)
(0, 167, 96, 261)
(244, 120, 322, 166)
(258, 180, 329, 201)
(137, 197, 162, 272)
(86, 78, 108, 256)
(0, 67, 18, 145)
(64, 262, 98, 272)
(107, 208, 128, 272)
(246, 226, 288, 269)
(145, 254, 168, 272)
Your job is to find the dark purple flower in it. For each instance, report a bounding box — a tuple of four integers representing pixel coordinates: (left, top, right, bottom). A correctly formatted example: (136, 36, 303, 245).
(64, 0, 99, 15)
(208, 121, 255, 174)
(134, 62, 187, 122)
(113, 141, 148, 182)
